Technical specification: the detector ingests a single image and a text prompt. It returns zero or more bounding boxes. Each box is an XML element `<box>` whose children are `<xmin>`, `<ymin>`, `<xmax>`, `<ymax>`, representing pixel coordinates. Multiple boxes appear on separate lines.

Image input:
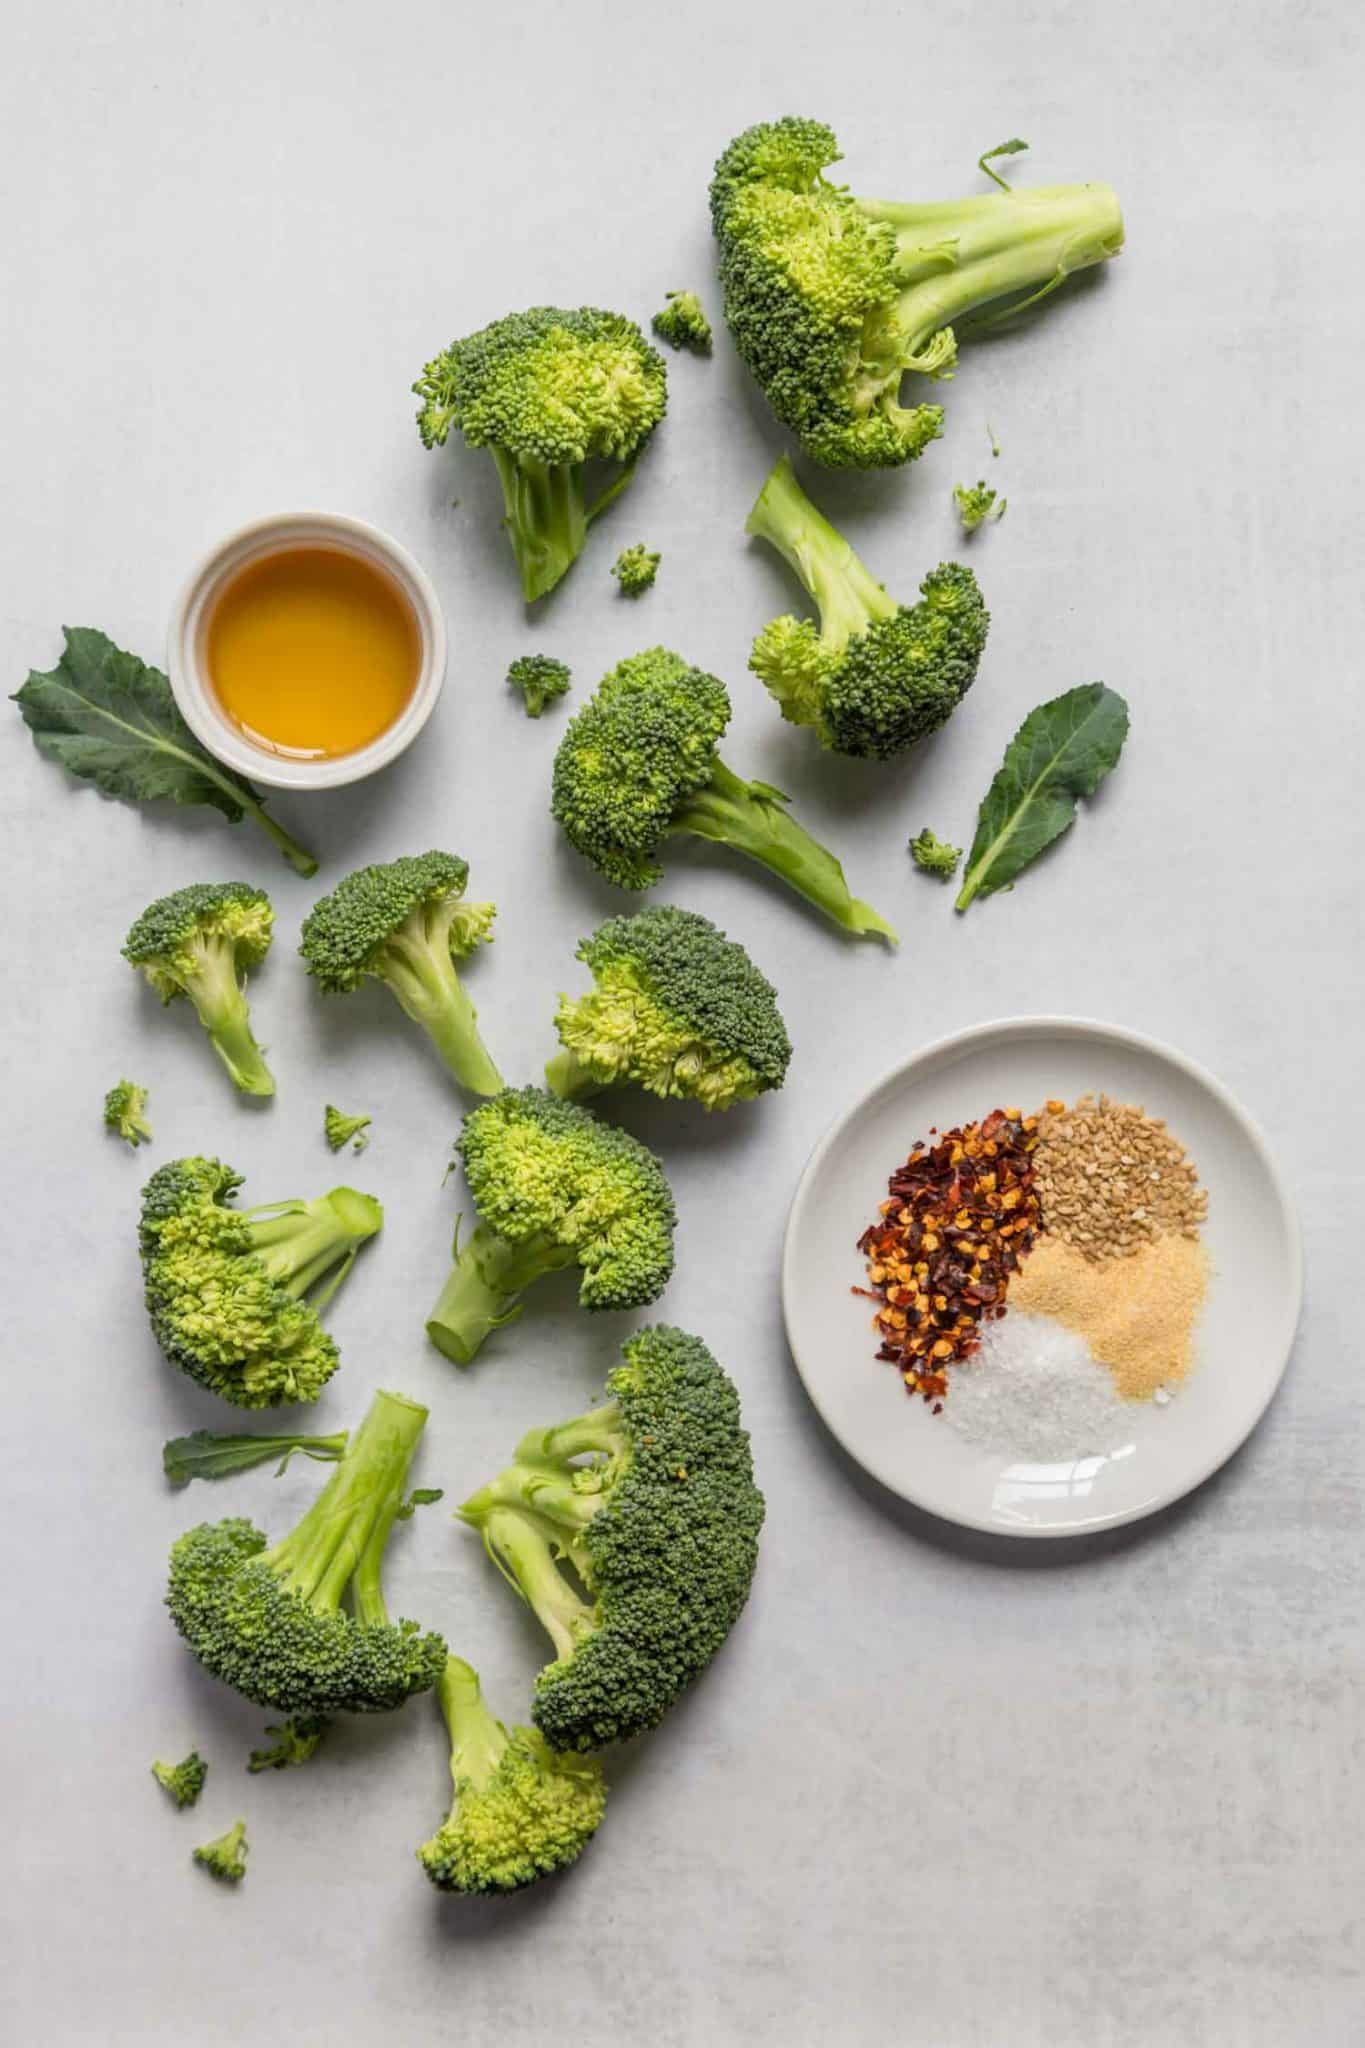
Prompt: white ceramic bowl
<box><xmin>167</xmin><ymin>510</ymin><xmax>447</xmax><ymax>791</ymax></box>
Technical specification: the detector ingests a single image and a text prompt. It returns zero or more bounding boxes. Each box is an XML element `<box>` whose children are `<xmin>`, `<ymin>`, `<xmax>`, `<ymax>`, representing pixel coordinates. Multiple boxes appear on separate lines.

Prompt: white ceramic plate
<box><xmin>782</xmin><ymin>1016</ymin><xmax>1301</xmax><ymax>1537</ymax></box>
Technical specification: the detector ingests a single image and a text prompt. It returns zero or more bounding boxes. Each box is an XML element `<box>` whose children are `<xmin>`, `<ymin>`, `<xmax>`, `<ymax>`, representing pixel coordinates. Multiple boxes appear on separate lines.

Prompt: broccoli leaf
<box><xmin>956</xmin><ymin>684</ymin><xmax>1129</xmax><ymax>911</ymax></box>
<box><xmin>395</xmin><ymin>1486</ymin><xmax>445</xmax><ymax>1520</ymax></box>
<box><xmin>978</xmin><ymin>138</ymin><xmax>1030</xmax><ymax>190</ymax></box>
<box><xmin>163</xmin><ymin>1429</ymin><xmax>350</xmax><ymax>1488</ymax></box>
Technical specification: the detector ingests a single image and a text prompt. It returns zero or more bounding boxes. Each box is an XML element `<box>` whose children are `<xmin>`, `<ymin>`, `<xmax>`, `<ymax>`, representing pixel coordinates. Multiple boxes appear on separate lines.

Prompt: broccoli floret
<box><xmin>105</xmin><ymin>1078</ymin><xmax>152</xmax><ymax>1149</ymax></box>
<box><xmin>459</xmin><ymin>1325</ymin><xmax>765</xmax><ymax>1751</ymax></box>
<box><xmin>747</xmin><ymin>456</ymin><xmax>988</xmax><ymax>759</ymax></box>
<box><xmin>909</xmin><ymin>827</ymin><xmax>962</xmax><ymax>878</ymax></box>
<box><xmin>710</xmin><ymin>117</ymin><xmax>1123</xmax><ymax>468</ymax></box>
<box><xmin>167</xmin><ymin>1388</ymin><xmax>447</xmax><ymax>1715</ymax></box>
<box><xmin>651</xmin><ymin>289</ymin><xmax>713</xmax><ymax>354</ymax></box>
<box><xmin>193</xmin><ymin>1820</ymin><xmax>248</xmax><ymax>1883</ymax></box>
<box><xmin>418</xmin><ymin>1658</ymin><xmax>607</xmax><ymax>1893</ymax></box>
<box><xmin>545</xmin><ymin>906</ymin><xmax>791</xmax><ymax>1110</ymax></box>
<box><xmin>123</xmin><ymin>883</ymin><xmax>275</xmax><ymax>1097</ymax></box>
<box><xmin>248</xmin><ymin>1714</ymin><xmax>329</xmax><ymax>1772</ymax></box>
<box><xmin>611</xmin><ymin>544</ymin><xmax>660</xmax><ymax>597</ymax></box>
<box><xmin>426</xmin><ymin>1087</ymin><xmax>676</xmax><ymax>1364</ymax></box>
<box><xmin>954</xmin><ymin>480</ymin><xmax>1006</xmax><ymax>531</ymax></box>
<box><xmin>414</xmin><ymin>307</ymin><xmax>668</xmax><ymax>601</ymax></box>
<box><xmin>324</xmin><ymin>1105</ymin><xmax>371</xmax><ymax>1154</ymax></box>
<box><xmin>300</xmin><ymin>853</ymin><xmax>502</xmax><ymax>1096</ymax></box>
<box><xmin>507</xmin><ymin>654</ymin><xmax>571</xmax><ymax>718</ymax></box>
<box><xmin>152</xmin><ymin>1751</ymin><xmax>207</xmax><ymax>1808</ymax></box>
<box><xmin>140</xmin><ymin>1156</ymin><xmax>383</xmax><ymax>1408</ymax></box>
<box><xmin>550</xmin><ymin>646</ymin><xmax>897</xmax><ymax>942</ymax></box>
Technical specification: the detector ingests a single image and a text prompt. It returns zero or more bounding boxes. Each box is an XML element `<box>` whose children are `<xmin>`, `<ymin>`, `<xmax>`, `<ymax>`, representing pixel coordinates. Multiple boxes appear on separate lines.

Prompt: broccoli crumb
<box><xmin>651</xmin><ymin>290</ymin><xmax>712</xmax><ymax>355</ymax></box>
<box><xmin>193</xmin><ymin>1819</ymin><xmax>249</xmax><ymax>1883</ymax></box>
<box><xmin>324</xmin><ymin>1105</ymin><xmax>371</xmax><ymax>1153</ymax></box>
<box><xmin>152</xmin><ymin>1751</ymin><xmax>207</xmax><ymax>1808</ymax></box>
<box><xmin>909</xmin><ymin>828</ymin><xmax>962</xmax><ymax>880</ymax></box>
<box><xmin>611</xmin><ymin>545</ymin><xmax>660</xmax><ymax>597</ymax></box>
<box><xmin>507</xmin><ymin>654</ymin><xmax>571</xmax><ymax>718</ymax></box>
<box><xmin>105</xmin><ymin>1079</ymin><xmax>152</xmax><ymax>1149</ymax></box>
<box><xmin>248</xmin><ymin>1714</ymin><xmax>330</xmax><ymax>1772</ymax></box>
<box><xmin>953</xmin><ymin>481</ymin><xmax>1006</xmax><ymax>533</ymax></box>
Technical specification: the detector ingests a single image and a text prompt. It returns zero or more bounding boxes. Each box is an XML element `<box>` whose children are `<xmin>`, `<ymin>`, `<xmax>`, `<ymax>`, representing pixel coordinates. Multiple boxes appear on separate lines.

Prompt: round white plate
<box><xmin>782</xmin><ymin>1016</ymin><xmax>1301</xmax><ymax>1537</ymax></box>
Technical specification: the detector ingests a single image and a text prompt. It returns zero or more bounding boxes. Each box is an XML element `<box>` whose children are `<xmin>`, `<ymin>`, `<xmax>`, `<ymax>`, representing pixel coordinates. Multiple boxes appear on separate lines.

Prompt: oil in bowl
<box><xmin>205</xmin><ymin>544</ymin><xmax>422</xmax><ymax>760</ymax></box>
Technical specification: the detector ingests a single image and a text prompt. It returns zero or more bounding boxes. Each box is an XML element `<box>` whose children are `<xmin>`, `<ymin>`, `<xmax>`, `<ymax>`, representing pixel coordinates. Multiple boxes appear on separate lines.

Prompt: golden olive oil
<box><xmin>206</xmin><ymin>545</ymin><xmax>421</xmax><ymax>758</ymax></box>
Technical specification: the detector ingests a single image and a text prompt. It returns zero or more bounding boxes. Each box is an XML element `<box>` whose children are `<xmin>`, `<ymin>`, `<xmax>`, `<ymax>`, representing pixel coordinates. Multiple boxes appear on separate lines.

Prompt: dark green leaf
<box><xmin>395</xmin><ymin>1486</ymin><xmax>445</xmax><ymax>1520</ymax></box>
<box><xmin>978</xmin><ymin>138</ymin><xmax>1030</xmax><ymax>190</ymax></box>
<box><xmin>162</xmin><ymin>1429</ymin><xmax>349</xmax><ymax>1487</ymax></box>
<box><xmin>956</xmin><ymin>684</ymin><xmax>1129</xmax><ymax>911</ymax></box>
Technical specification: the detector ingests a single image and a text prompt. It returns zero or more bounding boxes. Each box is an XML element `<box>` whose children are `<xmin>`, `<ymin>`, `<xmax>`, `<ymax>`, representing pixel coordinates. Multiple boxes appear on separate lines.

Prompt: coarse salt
<box><xmin>942</xmin><ymin>1313</ymin><xmax>1135</xmax><ymax>1463</ymax></box>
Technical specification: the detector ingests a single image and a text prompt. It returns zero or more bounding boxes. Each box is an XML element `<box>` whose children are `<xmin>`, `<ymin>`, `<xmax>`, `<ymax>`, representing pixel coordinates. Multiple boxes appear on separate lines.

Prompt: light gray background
<box><xmin>2</xmin><ymin>3</ymin><xmax>1361</xmax><ymax>2043</ymax></box>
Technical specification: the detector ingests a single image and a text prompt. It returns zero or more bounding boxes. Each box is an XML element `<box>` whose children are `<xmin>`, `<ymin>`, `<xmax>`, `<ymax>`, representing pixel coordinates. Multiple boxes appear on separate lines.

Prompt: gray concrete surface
<box><xmin>2</xmin><ymin>3</ymin><xmax>1361</xmax><ymax>2042</ymax></box>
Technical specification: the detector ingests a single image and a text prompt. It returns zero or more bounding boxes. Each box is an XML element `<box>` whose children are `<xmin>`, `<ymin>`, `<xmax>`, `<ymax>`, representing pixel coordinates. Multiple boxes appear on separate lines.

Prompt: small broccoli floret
<box><xmin>711</xmin><ymin>117</ymin><xmax>1123</xmax><ymax>468</ymax></box>
<box><xmin>140</xmin><ymin>1156</ymin><xmax>383</xmax><ymax>1408</ymax></box>
<box><xmin>300</xmin><ymin>853</ymin><xmax>502</xmax><ymax>1097</ymax></box>
<box><xmin>167</xmin><ymin>1388</ymin><xmax>448</xmax><ymax>1716</ymax></box>
<box><xmin>551</xmin><ymin>647</ymin><xmax>896</xmax><ymax>942</ymax></box>
<box><xmin>611</xmin><ymin>545</ymin><xmax>660</xmax><ymax>597</ymax></box>
<box><xmin>248</xmin><ymin>1713</ymin><xmax>330</xmax><ymax>1771</ymax></box>
<box><xmin>909</xmin><ymin>827</ymin><xmax>963</xmax><ymax>878</ymax></box>
<box><xmin>152</xmin><ymin>1751</ymin><xmax>207</xmax><ymax>1808</ymax></box>
<box><xmin>324</xmin><ymin>1105</ymin><xmax>371</xmax><ymax>1154</ymax></box>
<box><xmin>651</xmin><ymin>289</ymin><xmax>713</xmax><ymax>354</ymax></box>
<box><xmin>414</xmin><ymin>307</ymin><xmax>668</xmax><ymax>601</ymax></box>
<box><xmin>426</xmin><ymin>1087</ymin><xmax>676</xmax><ymax>1364</ymax></box>
<box><xmin>459</xmin><ymin>1325</ymin><xmax>764</xmax><ymax>1751</ymax></box>
<box><xmin>417</xmin><ymin>1658</ymin><xmax>607</xmax><ymax>1893</ymax></box>
<box><xmin>105</xmin><ymin>1078</ymin><xmax>152</xmax><ymax>1149</ymax></box>
<box><xmin>545</xmin><ymin>906</ymin><xmax>791</xmax><ymax>1110</ymax></box>
<box><xmin>193</xmin><ymin>1819</ymin><xmax>248</xmax><ymax>1883</ymax></box>
<box><xmin>747</xmin><ymin>456</ymin><xmax>988</xmax><ymax>759</ymax></box>
<box><xmin>123</xmin><ymin>883</ymin><xmax>275</xmax><ymax>1097</ymax></box>
<box><xmin>954</xmin><ymin>480</ymin><xmax>1006</xmax><ymax>532</ymax></box>
<box><xmin>507</xmin><ymin>654</ymin><xmax>571</xmax><ymax>718</ymax></box>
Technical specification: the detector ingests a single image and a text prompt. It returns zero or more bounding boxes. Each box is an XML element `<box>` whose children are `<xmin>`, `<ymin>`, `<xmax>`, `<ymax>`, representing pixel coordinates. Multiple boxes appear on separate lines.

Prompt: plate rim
<box><xmin>781</xmin><ymin>1012</ymin><xmax>1304</xmax><ymax>1538</ymax></box>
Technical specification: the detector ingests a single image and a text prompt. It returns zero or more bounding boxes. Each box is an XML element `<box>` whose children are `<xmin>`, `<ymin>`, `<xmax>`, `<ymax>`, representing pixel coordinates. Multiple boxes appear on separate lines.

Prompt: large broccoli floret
<box><xmin>139</xmin><ymin>1156</ymin><xmax>382</xmax><ymax>1408</ymax></box>
<box><xmin>417</xmin><ymin>1657</ymin><xmax>607</xmax><ymax>1894</ymax></box>
<box><xmin>426</xmin><ymin>1087</ymin><xmax>676</xmax><ymax>1364</ymax></box>
<box><xmin>550</xmin><ymin>647</ymin><xmax>896</xmax><ymax>943</ymax></box>
<box><xmin>414</xmin><ymin>307</ymin><xmax>668</xmax><ymax>601</ymax></box>
<box><xmin>123</xmin><ymin>883</ymin><xmax>275</xmax><ymax>1096</ymax></box>
<box><xmin>166</xmin><ymin>1388</ymin><xmax>448</xmax><ymax>1716</ymax></box>
<box><xmin>747</xmin><ymin>456</ymin><xmax>989</xmax><ymax>758</ymax></box>
<box><xmin>459</xmin><ymin>1325</ymin><xmax>765</xmax><ymax>1751</ymax></box>
<box><xmin>710</xmin><ymin>117</ymin><xmax>1123</xmax><ymax>468</ymax></box>
<box><xmin>545</xmin><ymin>906</ymin><xmax>791</xmax><ymax>1110</ymax></box>
<box><xmin>299</xmin><ymin>852</ymin><xmax>503</xmax><ymax>1097</ymax></box>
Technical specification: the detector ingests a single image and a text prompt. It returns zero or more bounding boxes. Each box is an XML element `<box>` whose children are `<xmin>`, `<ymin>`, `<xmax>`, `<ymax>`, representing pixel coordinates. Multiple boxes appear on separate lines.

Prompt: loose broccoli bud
<box><xmin>611</xmin><ymin>544</ymin><xmax>660</xmax><ymax>597</ymax></box>
<box><xmin>426</xmin><ymin>1087</ymin><xmax>676</xmax><ymax>1364</ymax></box>
<box><xmin>417</xmin><ymin>1658</ymin><xmax>607</xmax><ymax>1893</ymax></box>
<box><xmin>459</xmin><ymin>1325</ymin><xmax>764</xmax><ymax>1751</ymax></box>
<box><xmin>954</xmin><ymin>480</ymin><xmax>1006</xmax><ymax>531</ymax></box>
<box><xmin>324</xmin><ymin>1105</ymin><xmax>371</xmax><ymax>1153</ymax></box>
<box><xmin>651</xmin><ymin>289</ymin><xmax>713</xmax><ymax>354</ymax></box>
<box><xmin>414</xmin><ymin>307</ymin><xmax>668</xmax><ymax>601</ymax></box>
<box><xmin>545</xmin><ymin>906</ymin><xmax>791</xmax><ymax>1110</ymax></box>
<box><xmin>507</xmin><ymin>654</ymin><xmax>571</xmax><ymax>718</ymax></box>
<box><xmin>248</xmin><ymin>1714</ymin><xmax>329</xmax><ymax>1772</ymax></box>
<box><xmin>123</xmin><ymin>883</ymin><xmax>275</xmax><ymax>1097</ymax></box>
<box><xmin>166</xmin><ymin>1388</ymin><xmax>448</xmax><ymax>1716</ymax></box>
<box><xmin>909</xmin><ymin>827</ymin><xmax>963</xmax><ymax>878</ymax></box>
<box><xmin>711</xmin><ymin>117</ymin><xmax>1123</xmax><ymax>468</ymax></box>
<box><xmin>300</xmin><ymin>853</ymin><xmax>503</xmax><ymax>1097</ymax></box>
<box><xmin>105</xmin><ymin>1078</ymin><xmax>152</xmax><ymax>1149</ymax></box>
<box><xmin>140</xmin><ymin>1156</ymin><xmax>383</xmax><ymax>1408</ymax></box>
<box><xmin>193</xmin><ymin>1820</ymin><xmax>248</xmax><ymax>1883</ymax></box>
<box><xmin>550</xmin><ymin>646</ymin><xmax>897</xmax><ymax>942</ymax></box>
<box><xmin>152</xmin><ymin>1751</ymin><xmax>207</xmax><ymax>1808</ymax></box>
<box><xmin>747</xmin><ymin>456</ymin><xmax>989</xmax><ymax>759</ymax></box>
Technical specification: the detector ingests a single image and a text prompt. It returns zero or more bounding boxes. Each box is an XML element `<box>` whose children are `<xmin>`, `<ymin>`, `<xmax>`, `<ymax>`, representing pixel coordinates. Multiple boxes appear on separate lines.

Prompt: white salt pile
<box><xmin>944</xmin><ymin>1313</ymin><xmax>1134</xmax><ymax>1463</ymax></box>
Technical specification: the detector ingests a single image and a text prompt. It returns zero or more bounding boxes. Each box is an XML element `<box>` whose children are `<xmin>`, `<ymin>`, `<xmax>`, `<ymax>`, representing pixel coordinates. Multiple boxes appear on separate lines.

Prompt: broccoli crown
<box><xmin>909</xmin><ymin>827</ymin><xmax>963</xmax><ymax>878</ymax></box>
<box><xmin>413</xmin><ymin>306</ymin><xmax>667</xmax><ymax>465</ymax></box>
<box><xmin>553</xmin><ymin>906</ymin><xmax>791</xmax><ymax>1108</ymax></box>
<box><xmin>151</xmin><ymin>1751</ymin><xmax>207</xmax><ymax>1807</ymax></box>
<box><xmin>247</xmin><ymin>1713</ymin><xmax>330</xmax><ymax>1771</ymax></box>
<box><xmin>611</xmin><ymin>544</ymin><xmax>660</xmax><ymax>596</ymax></box>
<box><xmin>299</xmin><ymin>852</ymin><xmax>489</xmax><ymax>991</ymax></box>
<box><xmin>507</xmin><ymin>654</ymin><xmax>572</xmax><ymax>719</ymax></box>
<box><xmin>651</xmin><ymin>289</ymin><xmax>713</xmax><ymax>354</ymax></box>
<box><xmin>193</xmin><ymin>1820</ymin><xmax>249</xmax><ymax>1883</ymax></box>
<box><xmin>551</xmin><ymin>648</ymin><xmax>730</xmax><ymax>888</ymax></box>
<box><xmin>458</xmin><ymin>1087</ymin><xmax>675</xmax><ymax>1311</ymax></box>
<box><xmin>122</xmin><ymin>881</ymin><xmax>274</xmax><ymax>993</ymax></box>
<box><xmin>324</xmin><ymin>1105</ymin><xmax>371</xmax><ymax>1153</ymax></box>
<box><xmin>954</xmin><ymin>479</ymin><xmax>1006</xmax><ymax>532</ymax></box>
<box><xmin>105</xmin><ymin>1078</ymin><xmax>152</xmax><ymax>1148</ymax></box>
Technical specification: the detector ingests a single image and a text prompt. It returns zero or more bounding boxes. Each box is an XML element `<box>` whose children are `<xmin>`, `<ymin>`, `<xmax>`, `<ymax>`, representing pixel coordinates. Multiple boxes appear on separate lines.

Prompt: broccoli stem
<box><xmin>543</xmin><ymin>1047</ymin><xmax>602</xmax><ymax>1101</ymax></box>
<box><xmin>437</xmin><ymin>1657</ymin><xmax>506</xmax><ymax>1790</ymax></box>
<box><xmin>671</xmin><ymin>759</ymin><xmax>898</xmax><ymax>945</ymax></box>
<box><xmin>376</xmin><ymin>921</ymin><xmax>503</xmax><ymax>1097</ymax></box>
<box><xmin>491</xmin><ymin>450</ymin><xmax>589</xmax><ymax>603</ymax></box>
<box><xmin>183</xmin><ymin>943</ymin><xmax>274</xmax><ymax>1096</ymax></box>
<box><xmin>244</xmin><ymin>1188</ymin><xmax>383</xmax><ymax>1304</ymax></box>
<box><xmin>425</xmin><ymin>1221</ymin><xmax>575</xmax><ymax>1364</ymax></box>
<box><xmin>264</xmin><ymin>1389</ymin><xmax>428</xmax><ymax>1613</ymax></box>
<box><xmin>240</xmin><ymin>797</ymin><xmax>319</xmax><ymax>879</ymax></box>
<box><xmin>473</xmin><ymin>1506</ymin><xmax>594</xmax><ymax>1662</ymax></box>
<box><xmin>746</xmin><ymin>455</ymin><xmax>896</xmax><ymax>651</ymax></box>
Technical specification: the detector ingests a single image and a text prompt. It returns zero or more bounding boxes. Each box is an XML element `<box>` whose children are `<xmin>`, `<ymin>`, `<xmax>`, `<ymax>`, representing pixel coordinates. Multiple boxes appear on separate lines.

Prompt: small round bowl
<box><xmin>167</xmin><ymin>510</ymin><xmax>447</xmax><ymax>791</ymax></box>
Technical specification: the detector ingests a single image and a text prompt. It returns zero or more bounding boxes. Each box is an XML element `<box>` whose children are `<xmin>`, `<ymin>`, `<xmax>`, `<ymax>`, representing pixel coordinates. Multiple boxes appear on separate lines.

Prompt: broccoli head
<box><xmin>139</xmin><ymin>1155</ymin><xmax>383</xmax><ymax>1408</ymax></box>
<box><xmin>747</xmin><ymin>455</ymin><xmax>988</xmax><ymax>759</ymax></box>
<box><xmin>507</xmin><ymin>654</ymin><xmax>571</xmax><ymax>718</ymax></box>
<box><xmin>545</xmin><ymin>906</ymin><xmax>791</xmax><ymax>1110</ymax></box>
<box><xmin>414</xmin><ymin>306</ymin><xmax>668</xmax><ymax>601</ymax></box>
<box><xmin>324</xmin><ymin>1105</ymin><xmax>371</xmax><ymax>1154</ymax></box>
<box><xmin>151</xmin><ymin>1751</ymin><xmax>207</xmax><ymax>1808</ymax></box>
<box><xmin>193</xmin><ymin>1820</ymin><xmax>249</xmax><ymax>1883</ymax></box>
<box><xmin>611</xmin><ymin>544</ymin><xmax>660</xmax><ymax>596</ymax></box>
<box><xmin>166</xmin><ymin>1389</ymin><xmax>448</xmax><ymax>1716</ymax></box>
<box><xmin>459</xmin><ymin>1325</ymin><xmax>765</xmax><ymax>1751</ymax></box>
<box><xmin>300</xmin><ymin>852</ymin><xmax>503</xmax><ymax>1097</ymax></box>
<box><xmin>710</xmin><ymin>116</ymin><xmax>1123</xmax><ymax>468</ymax></box>
<box><xmin>909</xmin><ymin>827</ymin><xmax>962</xmax><ymax>878</ymax></box>
<box><xmin>105</xmin><ymin>1078</ymin><xmax>152</xmax><ymax>1149</ymax></box>
<box><xmin>426</xmin><ymin>1086</ymin><xmax>676</xmax><ymax>1364</ymax></box>
<box><xmin>651</xmin><ymin>289</ymin><xmax>713</xmax><ymax>355</ymax></box>
<box><xmin>954</xmin><ymin>480</ymin><xmax>1006</xmax><ymax>531</ymax></box>
<box><xmin>123</xmin><ymin>882</ymin><xmax>275</xmax><ymax>1097</ymax></box>
<box><xmin>248</xmin><ymin>1713</ymin><xmax>330</xmax><ymax>1771</ymax></box>
<box><xmin>418</xmin><ymin>1658</ymin><xmax>607</xmax><ymax>1894</ymax></box>
<box><xmin>550</xmin><ymin>647</ymin><xmax>896</xmax><ymax>942</ymax></box>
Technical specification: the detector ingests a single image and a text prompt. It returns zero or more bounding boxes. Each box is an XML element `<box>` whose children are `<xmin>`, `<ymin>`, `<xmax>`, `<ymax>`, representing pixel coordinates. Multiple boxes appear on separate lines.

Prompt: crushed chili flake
<box><xmin>856</xmin><ymin>1108</ymin><xmax>1043</xmax><ymax>1402</ymax></box>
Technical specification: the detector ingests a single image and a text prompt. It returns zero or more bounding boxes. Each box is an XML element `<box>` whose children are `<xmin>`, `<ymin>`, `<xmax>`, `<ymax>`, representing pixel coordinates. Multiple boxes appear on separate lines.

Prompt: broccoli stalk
<box><xmin>123</xmin><ymin>883</ymin><xmax>275</xmax><ymax>1097</ymax></box>
<box><xmin>426</xmin><ymin>1218</ymin><xmax>575</xmax><ymax>1364</ymax></box>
